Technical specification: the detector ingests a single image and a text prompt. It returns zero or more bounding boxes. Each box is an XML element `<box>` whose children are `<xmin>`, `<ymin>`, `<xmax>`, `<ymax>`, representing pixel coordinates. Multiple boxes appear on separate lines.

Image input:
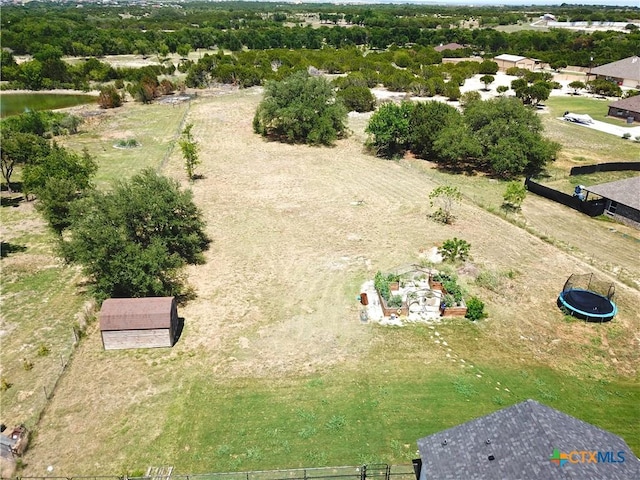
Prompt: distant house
<box><xmin>590</xmin><ymin>56</ymin><xmax>640</xmax><ymax>88</ymax></box>
<box><xmin>100</xmin><ymin>297</ymin><xmax>179</xmax><ymax>350</ymax></box>
<box><xmin>608</xmin><ymin>95</ymin><xmax>640</xmax><ymax>123</ymax></box>
<box><xmin>541</xmin><ymin>13</ymin><xmax>557</xmax><ymax>21</ymax></box>
<box><xmin>493</xmin><ymin>54</ymin><xmax>538</xmax><ymax>71</ymax></box>
<box><xmin>434</xmin><ymin>42</ymin><xmax>465</xmax><ymax>53</ymax></box>
<box><xmin>583</xmin><ymin>176</ymin><xmax>640</xmax><ymax>226</ymax></box>
<box><xmin>415</xmin><ymin>399</ymin><xmax>640</xmax><ymax>480</ymax></box>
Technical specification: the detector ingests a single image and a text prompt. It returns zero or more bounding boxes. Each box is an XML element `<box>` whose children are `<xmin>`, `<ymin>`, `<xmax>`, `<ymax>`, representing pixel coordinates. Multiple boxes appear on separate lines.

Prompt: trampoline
<box><xmin>557</xmin><ymin>273</ymin><xmax>617</xmax><ymax>322</ymax></box>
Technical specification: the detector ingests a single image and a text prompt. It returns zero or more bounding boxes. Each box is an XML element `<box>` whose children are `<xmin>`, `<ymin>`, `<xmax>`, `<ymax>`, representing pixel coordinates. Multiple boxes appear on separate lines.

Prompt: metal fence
<box><xmin>17</xmin><ymin>464</ymin><xmax>417</xmax><ymax>480</ymax></box>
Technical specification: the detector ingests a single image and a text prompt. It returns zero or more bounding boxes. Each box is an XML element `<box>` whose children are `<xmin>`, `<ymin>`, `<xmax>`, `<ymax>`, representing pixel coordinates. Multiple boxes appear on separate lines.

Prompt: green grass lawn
<box><xmin>110</xmin><ymin>325</ymin><xmax>640</xmax><ymax>474</ymax></box>
<box><xmin>545</xmin><ymin>96</ymin><xmax>634</xmax><ymax>127</ymax></box>
<box><xmin>63</xmin><ymin>101</ymin><xmax>189</xmax><ymax>187</ymax></box>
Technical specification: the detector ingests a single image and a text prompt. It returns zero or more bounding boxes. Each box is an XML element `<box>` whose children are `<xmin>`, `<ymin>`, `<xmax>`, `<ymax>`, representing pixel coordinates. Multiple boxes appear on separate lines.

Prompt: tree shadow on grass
<box><xmin>1</xmin><ymin>241</ymin><xmax>27</xmax><ymax>258</ymax></box>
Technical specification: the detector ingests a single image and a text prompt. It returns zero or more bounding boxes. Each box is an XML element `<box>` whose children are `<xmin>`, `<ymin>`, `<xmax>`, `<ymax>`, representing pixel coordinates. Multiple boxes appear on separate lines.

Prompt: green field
<box><xmin>2</xmin><ymin>91</ymin><xmax>638</xmax><ymax>476</ymax></box>
<box><xmin>112</xmin><ymin>325</ymin><xmax>640</xmax><ymax>473</ymax></box>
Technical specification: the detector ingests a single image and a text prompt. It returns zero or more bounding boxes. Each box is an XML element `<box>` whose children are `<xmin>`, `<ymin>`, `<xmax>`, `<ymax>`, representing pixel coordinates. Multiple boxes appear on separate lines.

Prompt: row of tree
<box><xmin>365</xmin><ymin>97</ymin><xmax>560</xmax><ymax>178</ymax></box>
<box><xmin>1</xmin><ymin>3</ymin><xmax>638</xmax><ymax>66</ymax></box>
<box><xmin>250</xmin><ymin>71</ymin><xmax>559</xmax><ymax>179</ymax></box>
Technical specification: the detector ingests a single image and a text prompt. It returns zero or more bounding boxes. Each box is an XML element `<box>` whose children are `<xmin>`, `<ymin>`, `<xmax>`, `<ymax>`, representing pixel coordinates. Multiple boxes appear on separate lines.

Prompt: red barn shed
<box><xmin>99</xmin><ymin>297</ymin><xmax>178</xmax><ymax>350</ymax></box>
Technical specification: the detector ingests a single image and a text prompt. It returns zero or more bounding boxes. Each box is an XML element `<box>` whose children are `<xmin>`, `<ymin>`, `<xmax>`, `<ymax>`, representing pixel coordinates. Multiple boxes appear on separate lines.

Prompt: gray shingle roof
<box><xmin>100</xmin><ymin>297</ymin><xmax>176</xmax><ymax>331</ymax></box>
<box><xmin>435</xmin><ymin>43</ymin><xmax>465</xmax><ymax>52</ymax></box>
<box><xmin>416</xmin><ymin>399</ymin><xmax>639</xmax><ymax>480</ymax></box>
<box><xmin>591</xmin><ymin>56</ymin><xmax>640</xmax><ymax>82</ymax></box>
<box><xmin>584</xmin><ymin>176</ymin><xmax>640</xmax><ymax>211</ymax></box>
<box><xmin>608</xmin><ymin>95</ymin><xmax>640</xmax><ymax>115</ymax></box>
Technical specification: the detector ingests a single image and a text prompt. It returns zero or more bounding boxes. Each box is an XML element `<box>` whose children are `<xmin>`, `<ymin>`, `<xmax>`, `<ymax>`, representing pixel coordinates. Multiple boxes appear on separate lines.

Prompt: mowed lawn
<box><xmin>5</xmin><ymin>90</ymin><xmax>639</xmax><ymax>475</ymax></box>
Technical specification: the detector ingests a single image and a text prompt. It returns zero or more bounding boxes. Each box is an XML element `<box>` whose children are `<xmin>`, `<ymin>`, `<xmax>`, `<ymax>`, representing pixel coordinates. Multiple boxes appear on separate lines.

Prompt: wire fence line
<box><xmin>17</xmin><ymin>463</ymin><xmax>418</xmax><ymax>480</ymax></box>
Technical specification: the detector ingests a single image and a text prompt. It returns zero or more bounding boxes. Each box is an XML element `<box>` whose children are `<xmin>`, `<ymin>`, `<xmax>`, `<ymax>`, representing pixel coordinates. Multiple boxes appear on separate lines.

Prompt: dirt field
<box><xmin>13</xmin><ymin>89</ymin><xmax>640</xmax><ymax>475</ymax></box>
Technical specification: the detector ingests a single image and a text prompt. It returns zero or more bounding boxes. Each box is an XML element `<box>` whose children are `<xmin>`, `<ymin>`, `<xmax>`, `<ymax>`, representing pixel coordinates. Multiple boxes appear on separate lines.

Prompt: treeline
<box><xmin>1</xmin><ymin>3</ymin><xmax>638</xmax><ymax>68</ymax></box>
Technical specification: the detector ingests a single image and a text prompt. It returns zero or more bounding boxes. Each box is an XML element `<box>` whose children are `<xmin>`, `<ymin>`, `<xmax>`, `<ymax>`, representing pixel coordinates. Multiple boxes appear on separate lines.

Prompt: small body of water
<box><xmin>0</xmin><ymin>93</ymin><xmax>96</xmax><ymax>117</ymax></box>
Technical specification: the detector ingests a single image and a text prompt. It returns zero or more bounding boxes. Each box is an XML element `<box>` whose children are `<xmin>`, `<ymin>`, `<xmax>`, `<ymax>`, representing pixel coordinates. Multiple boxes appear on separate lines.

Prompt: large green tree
<box><xmin>365</xmin><ymin>101</ymin><xmax>414</xmax><ymax>159</ymax></box>
<box><xmin>462</xmin><ymin>97</ymin><xmax>559</xmax><ymax>177</ymax></box>
<box><xmin>408</xmin><ymin>101</ymin><xmax>462</xmax><ymax>160</ymax></box>
<box><xmin>0</xmin><ymin>131</ymin><xmax>50</xmax><ymax>193</ymax></box>
<box><xmin>62</xmin><ymin>169</ymin><xmax>209</xmax><ymax>301</ymax></box>
<box><xmin>253</xmin><ymin>71</ymin><xmax>347</xmax><ymax>146</ymax></box>
<box><xmin>22</xmin><ymin>144</ymin><xmax>97</xmax><ymax>233</ymax></box>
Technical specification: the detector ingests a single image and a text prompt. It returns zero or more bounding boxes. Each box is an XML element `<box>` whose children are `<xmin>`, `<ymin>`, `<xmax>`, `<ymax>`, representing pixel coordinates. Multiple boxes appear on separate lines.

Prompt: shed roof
<box><xmin>591</xmin><ymin>56</ymin><xmax>640</xmax><ymax>82</ymax></box>
<box><xmin>494</xmin><ymin>54</ymin><xmax>528</xmax><ymax>63</ymax></box>
<box><xmin>584</xmin><ymin>176</ymin><xmax>640</xmax><ymax>211</ymax></box>
<box><xmin>608</xmin><ymin>95</ymin><xmax>640</xmax><ymax>114</ymax></box>
<box><xmin>416</xmin><ymin>399</ymin><xmax>639</xmax><ymax>480</ymax></box>
<box><xmin>434</xmin><ymin>42</ymin><xmax>465</xmax><ymax>52</ymax></box>
<box><xmin>100</xmin><ymin>297</ymin><xmax>175</xmax><ymax>331</ymax></box>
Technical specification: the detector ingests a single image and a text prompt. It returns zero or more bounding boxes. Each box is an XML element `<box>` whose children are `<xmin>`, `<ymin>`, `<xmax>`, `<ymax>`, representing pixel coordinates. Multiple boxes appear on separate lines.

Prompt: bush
<box><xmin>388</xmin><ymin>295</ymin><xmax>403</xmax><ymax>308</ymax></box>
<box><xmin>439</xmin><ymin>237</ymin><xmax>471</xmax><ymax>263</ymax></box>
<box><xmin>98</xmin><ymin>85</ymin><xmax>123</xmax><ymax>109</ymax></box>
<box><xmin>337</xmin><ymin>85</ymin><xmax>375</xmax><ymax>113</ymax></box>
<box><xmin>465</xmin><ymin>296</ymin><xmax>487</xmax><ymax>321</ymax></box>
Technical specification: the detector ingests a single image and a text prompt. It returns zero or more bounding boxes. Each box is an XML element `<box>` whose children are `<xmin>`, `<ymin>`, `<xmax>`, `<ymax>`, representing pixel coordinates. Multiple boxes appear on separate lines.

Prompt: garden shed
<box><xmin>100</xmin><ymin>297</ymin><xmax>179</xmax><ymax>350</ymax></box>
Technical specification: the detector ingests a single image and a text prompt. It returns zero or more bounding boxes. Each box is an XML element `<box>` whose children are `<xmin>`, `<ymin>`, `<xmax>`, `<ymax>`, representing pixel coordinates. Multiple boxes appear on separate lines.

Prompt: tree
<box><xmin>62</xmin><ymin>169</ymin><xmax>209</xmax><ymax>301</ymax></box>
<box><xmin>429</xmin><ymin>185</ymin><xmax>462</xmax><ymax>224</ymax></box>
<box><xmin>463</xmin><ymin>97</ymin><xmax>560</xmax><ymax>177</ymax></box>
<box><xmin>23</xmin><ymin>145</ymin><xmax>97</xmax><ymax>233</ymax></box>
<box><xmin>480</xmin><ymin>74</ymin><xmax>494</xmax><ymax>90</ymax></box>
<box><xmin>253</xmin><ymin>71</ymin><xmax>347</xmax><ymax>146</ymax></box>
<box><xmin>0</xmin><ymin>131</ymin><xmax>50</xmax><ymax>193</ymax></box>
<box><xmin>587</xmin><ymin>78</ymin><xmax>622</xmax><ymax>97</ymax></box>
<box><xmin>336</xmin><ymin>85</ymin><xmax>376</xmax><ymax>113</ymax></box>
<box><xmin>478</xmin><ymin>60</ymin><xmax>499</xmax><ymax>75</ymax></box>
<box><xmin>408</xmin><ymin>101</ymin><xmax>461</xmax><ymax>159</ymax></box>
<box><xmin>502</xmin><ymin>181</ymin><xmax>527</xmax><ymax>210</ymax></box>
<box><xmin>365</xmin><ymin>101</ymin><xmax>414</xmax><ymax>158</ymax></box>
<box><xmin>549</xmin><ymin>60</ymin><xmax>568</xmax><ymax>72</ymax></box>
<box><xmin>460</xmin><ymin>91</ymin><xmax>482</xmax><ymax>107</ymax></box>
<box><xmin>23</xmin><ymin>144</ymin><xmax>97</xmax><ymax>199</ymax></box>
<box><xmin>179</xmin><ymin>123</ymin><xmax>201</xmax><ymax>181</ymax></box>
<box><xmin>496</xmin><ymin>85</ymin><xmax>509</xmax><ymax>96</ymax></box>
<box><xmin>439</xmin><ymin>237</ymin><xmax>471</xmax><ymax>262</ymax></box>
<box><xmin>177</xmin><ymin>44</ymin><xmax>192</xmax><ymax>59</ymax></box>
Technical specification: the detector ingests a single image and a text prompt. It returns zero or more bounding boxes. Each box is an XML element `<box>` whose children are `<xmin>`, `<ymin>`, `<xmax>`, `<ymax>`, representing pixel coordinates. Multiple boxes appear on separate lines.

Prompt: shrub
<box><xmin>439</xmin><ymin>237</ymin><xmax>471</xmax><ymax>262</ymax></box>
<box><xmin>337</xmin><ymin>85</ymin><xmax>375</xmax><ymax>113</ymax></box>
<box><xmin>0</xmin><ymin>377</ymin><xmax>12</xmax><ymax>391</ymax></box>
<box><xmin>388</xmin><ymin>295</ymin><xmax>403</xmax><ymax>308</ymax></box>
<box><xmin>37</xmin><ymin>344</ymin><xmax>50</xmax><ymax>357</ymax></box>
<box><xmin>465</xmin><ymin>296</ymin><xmax>487</xmax><ymax>321</ymax></box>
<box><xmin>98</xmin><ymin>85</ymin><xmax>123</xmax><ymax>109</ymax></box>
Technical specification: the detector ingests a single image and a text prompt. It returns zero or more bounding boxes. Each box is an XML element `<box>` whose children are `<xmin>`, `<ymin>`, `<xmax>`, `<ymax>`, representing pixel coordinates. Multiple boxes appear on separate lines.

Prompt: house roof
<box><xmin>584</xmin><ymin>176</ymin><xmax>640</xmax><ymax>211</ymax></box>
<box><xmin>608</xmin><ymin>95</ymin><xmax>640</xmax><ymax>114</ymax></box>
<box><xmin>591</xmin><ymin>56</ymin><xmax>640</xmax><ymax>82</ymax></box>
<box><xmin>434</xmin><ymin>43</ymin><xmax>465</xmax><ymax>53</ymax></box>
<box><xmin>100</xmin><ymin>297</ymin><xmax>176</xmax><ymax>331</ymax></box>
<box><xmin>416</xmin><ymin>399</ymin><xmax>639</xmax><ymax>480</ymax></box>
<box><xmin>494</xmin><ymin>54</ymin><xmax>528</xmax><ymax>63</ymax></box>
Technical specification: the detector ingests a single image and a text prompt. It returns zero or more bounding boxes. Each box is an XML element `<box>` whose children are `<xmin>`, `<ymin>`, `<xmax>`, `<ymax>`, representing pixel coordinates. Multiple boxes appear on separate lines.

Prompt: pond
<box><xmin>0</xmin><ymin>93</ymin><xmax>97</xmax><ymax>117</ymax></box>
